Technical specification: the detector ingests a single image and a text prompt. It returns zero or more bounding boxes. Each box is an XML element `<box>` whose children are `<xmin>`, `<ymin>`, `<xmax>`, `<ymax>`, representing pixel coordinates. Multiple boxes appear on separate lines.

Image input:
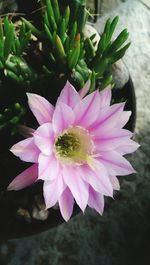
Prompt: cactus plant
<box><xmin>0</xmin><ymin>0</ymin><xmax>130</xmax><ymax>137</ymax></box>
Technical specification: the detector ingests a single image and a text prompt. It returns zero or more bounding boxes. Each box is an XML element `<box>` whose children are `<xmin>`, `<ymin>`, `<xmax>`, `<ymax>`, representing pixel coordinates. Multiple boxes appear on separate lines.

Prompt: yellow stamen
<box><xmin>54</xmin><ymin>126</ymin><xmax>94</xmax><ymax>165</ymax></box>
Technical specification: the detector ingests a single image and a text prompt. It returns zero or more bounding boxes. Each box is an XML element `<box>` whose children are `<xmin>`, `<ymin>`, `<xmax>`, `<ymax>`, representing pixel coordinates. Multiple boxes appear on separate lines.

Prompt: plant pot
<box><xmin>0</xmin><ymin>0</ymin><xmax>136</xmax><ymax>240</ymax></box>
<box><xmin>0</xmin><ymin>75</ymin><xmax>136</xmax><ymax>240</ymax></box>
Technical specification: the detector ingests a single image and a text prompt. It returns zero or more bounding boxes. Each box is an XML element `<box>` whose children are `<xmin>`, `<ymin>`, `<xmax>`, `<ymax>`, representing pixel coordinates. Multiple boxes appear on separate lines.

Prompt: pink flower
<box><xmin>8</xmin><ymin>82</ymin><xmax>139</xmax><ymax>221</ymax></box>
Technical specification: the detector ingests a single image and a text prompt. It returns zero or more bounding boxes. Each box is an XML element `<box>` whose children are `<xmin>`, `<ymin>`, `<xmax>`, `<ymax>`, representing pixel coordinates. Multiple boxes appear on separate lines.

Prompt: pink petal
<box><xmin>52</xmin><ymin>102</ymin><xmax>75</xmax><ymax>135</ymax></box>
<box><xmin>58</xmin><ymin>187</ymin><xmax>74</xmax><ymax>221</ymax></box>
<box><xmin>82</xmin><ymin>159</ymin><xmax>113</xmax><ymax>197</ymax></box>
<box><xmin>99</xmin><ymin>85</ymin><xmax>112</xmax><ymax>108</ymax></box>
<box><xmin>34</xmin><ymin>123</ymin><xmax>54</xmax><ymax>156</ymax></box>
<box><xmin>115</xmin><ymin>111</ymin><xmax>131</xmax><ymax>128</ymax></box>
<box><xmin>62</xmin><ymin>165</ymin><xmax>89</xmax><ymax>212</ymax></box>
<box><xmin>109</xmin><ymin>175</ymin><xmax>120</xmax><ymax>190</ymax></box>
<box><xmin>116</xmin><ymin>139</ymin><xmax>140</xmax><ymax>155</ymax></box>
<box><xmin>44</xmin><ymin>181</ymin><xmax>57</xmax><ymax>208</ymax></box>
<box><xmin>98</xmin><ymin>151</ymin><xmax>136</xmax><ymax>176</ymax></box>
<box><xmin>43</xmin><ymin>174</ymin><xmax>66</xmax><ymax>209</ymax></box>
<box><xmin>93</xmin><ymin>128</ymin><xmax>133</xmax><ymax>140</ymax></box>
<box><xmin>27</xmin><ymin>93</ymin><xmax>54</xmax><ymax>125</ymax></box>
<box><xmin>74</xmin><ymin>90</ymin><xmax>101</xmax><ymax>128</ymax></box>
<box><xmin>88</xmin><ymin>186</ymin><xmax>104</xmax><ymax>215</ymax></box>
<box><xmin>10</xmin><ymin>137</ymin><xmax>40</xmax><ymax>163</ymax></box>
<box><xmin>7</xmin><ymin>164</ymin><xmax>38</xmax><ymax>191</ymax></box>
<box><xmin>57</xmin><ymin>81</ymin><xmax>80</xmax><ymax>108</ymax></box>
<box><xmin>17</xmin><ymin>125</ymin><xmax>35</xmax><ymax>138</ymax></box>
<box><xmin>89</xmin><ymin>103</ymin><xmax>126</xmax><ymax>136</ymax></box>
<box><xmin>38</xmin><ymin>153</ymin><xmax>60</xmax><ymax>181</ymax></box>
<box><xmin>79</xmin><ymin>80</ymin><xmax>90</xmax><ymax>99</ymax></box>
<box><xmin>93</xmin><ymin>129</ymin><xmax>133</xmax><ymax>152</ymax></box>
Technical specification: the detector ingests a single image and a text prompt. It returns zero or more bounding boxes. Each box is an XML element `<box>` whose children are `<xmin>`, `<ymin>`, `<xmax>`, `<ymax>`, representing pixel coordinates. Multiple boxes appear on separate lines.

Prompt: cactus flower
<box><xmin>8</xmin><ymin>81</ymin><xmax>139</xmax><ymax>221</ymax></box>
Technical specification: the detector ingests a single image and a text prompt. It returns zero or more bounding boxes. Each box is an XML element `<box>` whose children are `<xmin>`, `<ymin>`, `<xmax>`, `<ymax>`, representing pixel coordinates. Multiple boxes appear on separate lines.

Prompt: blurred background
<box><xmin>0</xmin><ymin>0</ymin><xmax>150</xmax><ymax>264</ymax></box>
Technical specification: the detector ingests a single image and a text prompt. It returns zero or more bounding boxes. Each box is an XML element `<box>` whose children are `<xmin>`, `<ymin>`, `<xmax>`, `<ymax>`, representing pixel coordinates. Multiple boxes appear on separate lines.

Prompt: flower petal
<box><xmin>99</xmin><ymin>85</ymin><xmax>112</xmax><ymax>108</ymax></box>
<box><xmin>34</xmin><ymin>123</ymin><xmax>54</xmax><ymax>156</ymax></box>
<box><xmin>109</xmin><ymin>175</ymin><xmax>120</xmax><ymax>190</ymax></box>
<box><xmin>88</xmin><ymin>186</ymin><xmax>104</xmax><ymax>215</ymax></box>
<box><xmin>116</xmin><ymin>139</ymin><xmax>140</xmax><ymax>155</ymax></box>
<box><xmin>7</xmin><ymin>164</ymin><xmax>38</xmax><ymax>191</ymax></box>
<box><xmin>89</xmin><ymin>103</ymin><xmax>126</xmax><ymax>136</ymax></box>
<box><xmin>17</xmin><ymin>125</ymin><xmax>35</xmax><ymax>138</ymax></box>
<box><xmin>58</xmin><ymin>187</ymin><xmax>74</xmax><ymax>221</ymax></box>
<box><xmin>74</xmin><ymin>90</ymin><xmax>101</xmax><ymax>128</ymax></box>
<box><xmin>115</xmin><ymin>111</ymin><xmax>131</xmax><ymax>128</ymax></box>
<box><xmin>93</xmin><ymin>128</ymin><xmax>133</xmax><ymax>152</ymax></box>
<box><xmin>93</xmin><ymin>128</ymin><xmax>133</xmax><ymax>140</ymax></box>
<box><xmin>57</xmin><ymin>81</ymin><xmax>80</xmax><ymax>108</ymax></box>
<box><xmin>83</xmin><ymin>158</ymin><xmax>113</xmax><ymax>197</ymax></box>
<box><xmin>63</xmin><ymin>165</ymin><xmax>89</xmax><ymax>212</ymax></box>
<box><xmin>38</xmin><ymin>153</ymin><xmax>60</xmax><ymax>181</ymax></box>
<box><xmin>43</xmin><ymin>174</ymin><xmax>66</xmax><ymax>209</ymax></box>
<box><xmin>52</xmin><ymin>102</ymin><xmax>75</xmax><ymax>135</ymax></box>
<box><xmin>43</xmin><ymin>181</ymin><xmax>57</xmax><ymax>208</ymax></box>
<box><xmin>10</xmin><ymin>137</ymin><xmax>40</xmax><ymax>163</ymax></box>
<box><xmin>27</xmin><ymin>93</ymin><xmax>54</xmax><ymax>125</ymax></box>
<box><xmin>98</xmin><ymin>151</ymin><xmax>136</xmax><ymax>176</ymax></box>
<box><xmin>78</xmin><ymin>80</ymin><xmax>90</xmax><ymax>99</ymax></box>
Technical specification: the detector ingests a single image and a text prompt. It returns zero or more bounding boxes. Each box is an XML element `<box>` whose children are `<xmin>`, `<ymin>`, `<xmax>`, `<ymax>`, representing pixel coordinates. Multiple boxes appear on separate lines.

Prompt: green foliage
<box><xmin>22</xmin><ymin>0</ymin><xmax>91</xmax><ymax>87</ymax></box>
<box><xmin>0</xmin><ymin>17</ymin><xmax>37</xmax><ymax>87</ymax></box>
<box><xmin>68</xmin><ymin>0</ymin><xmax>87</xmax><ymax>33</ymax></box>
<box><xmin>91</xmin><ymin>16</ymin><xmax>130</xmax><ymax>82</ymax></box>
<box><xmin>19</xmin><ymin>1</ymin><xmax>130</xmax><ymax>89</ymax></box>
<box><xmin>0</xmin><ymin>103</ymin><xmax>25</xmax><ymax>135</ymax></box>
<box><xmin>0</xmin><ymin>1</ymin><xmax>131</xmax><ymax>135</ymax></box>
<box><xmin>43</xmin><ymin>1</ymin><xmax>83</xmax><ymax>68</ymax></box>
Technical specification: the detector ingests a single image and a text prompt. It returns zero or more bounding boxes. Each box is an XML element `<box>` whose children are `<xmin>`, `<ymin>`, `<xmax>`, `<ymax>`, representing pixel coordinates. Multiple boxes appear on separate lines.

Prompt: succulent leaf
<box><xmin>55</xmin><ymin>34</ymin><xmax>66</xmax><ymax>62</ymax></box>
<box><xmin>51</xmin><ymin>0</ymin><xmax>60</xmax><ymax>24</ymax></box>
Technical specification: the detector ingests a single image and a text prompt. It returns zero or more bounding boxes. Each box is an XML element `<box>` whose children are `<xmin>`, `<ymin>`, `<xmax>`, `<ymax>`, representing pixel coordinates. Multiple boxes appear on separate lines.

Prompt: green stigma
<box><xmin>54</xmin><ymin>127</ymin><xmax>94</xmax><ymax>165</ymax></box>
<box><xmin>55</xmin><ymin>132</ymin><xmax>80</xmax><ymax>158</ymax></box>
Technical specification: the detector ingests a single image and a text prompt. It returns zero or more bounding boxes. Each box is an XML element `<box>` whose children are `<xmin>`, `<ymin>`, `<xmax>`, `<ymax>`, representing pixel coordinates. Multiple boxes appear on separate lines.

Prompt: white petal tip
<box><xmin>98</xmin><ymin>210</ymin><xmax>104</xmax><ymax>216</ymax></box>
<box><xmin>132</xmin><ymin>170</ymin><xmax>137</xmax><ymax>174</ymax></box>
<box><xmin>63</xmin><ymin>217</ymin><xmax>70</xmax><ymax>222</ymax></box>
<box><xmin>7</xmin><ymin>185</ymin><xmax>13</xmax><ymax>191</ymax></box>
<box><xmin>7</xmin><ymin>182</ymin><xmax>18</xmax><ymax>191</ymax></box>
<box><xmin>9</xmin><ymin>148</ymin><xmax>13</xmax><ymax>153</ymax></box>
<box><xmin>26</xmin><ymin>93</ymin><xmax>33</xmax><ymax>102</ymax></box>
<box><xmin>80</xmin><ymin>205</ymin><xmax>87</xmax><ymax>213</ymax></box>
<box><xmin>26</xmin><ymin>92</ymin><xmax>32</xmax><ymax>98</ymax></box>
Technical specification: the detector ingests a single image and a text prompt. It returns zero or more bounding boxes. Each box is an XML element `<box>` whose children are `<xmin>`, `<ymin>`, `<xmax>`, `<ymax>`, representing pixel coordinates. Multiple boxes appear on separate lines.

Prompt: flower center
<box><xmin>55</xmin><ymin>127</ymin><xmax>94</xmax><ymax>164</ymax></box>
